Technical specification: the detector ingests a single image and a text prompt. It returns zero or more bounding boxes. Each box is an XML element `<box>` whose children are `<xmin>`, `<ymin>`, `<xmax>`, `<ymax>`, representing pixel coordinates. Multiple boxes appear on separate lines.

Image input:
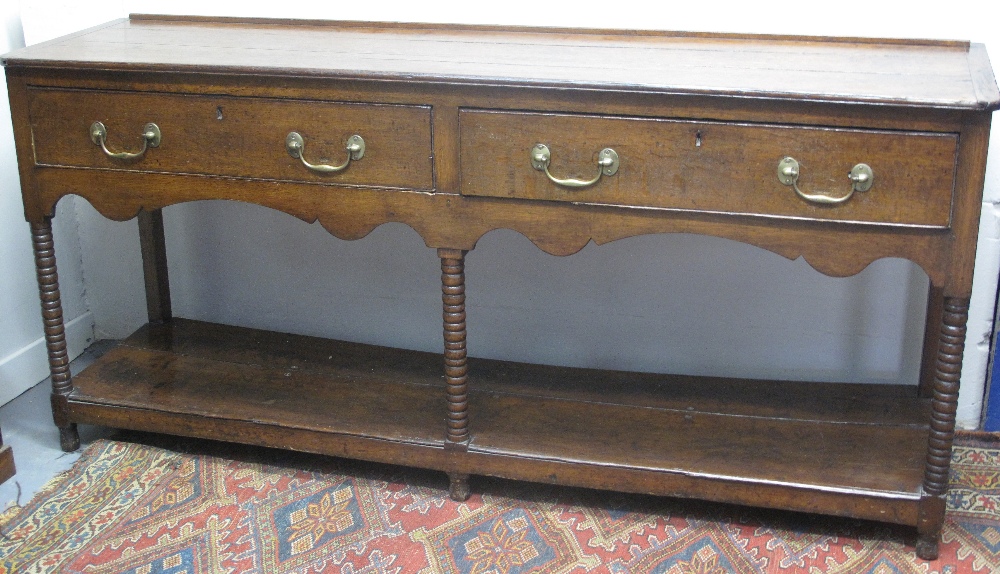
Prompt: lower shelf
<box><xmin>68</xmin><ymin>318</ymin><xmax>931</xmax><ymax>526</ymax></box>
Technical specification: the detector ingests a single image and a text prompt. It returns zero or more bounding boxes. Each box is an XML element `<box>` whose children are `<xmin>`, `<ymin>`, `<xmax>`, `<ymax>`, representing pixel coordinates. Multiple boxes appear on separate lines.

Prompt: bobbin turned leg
<box><xmin>917</xmin><ymin>296</ymin><xmax>968</xmax><ymax>560</ymax></box>
<box><xmin>440</xmin><ymin>248</ymin><xmax>471</xmax><ymax>501</ymax></box>
<box><xmin>31</xmin><ymin>219</ymin><xmax>79</xmax><ymax>452</ymax></box>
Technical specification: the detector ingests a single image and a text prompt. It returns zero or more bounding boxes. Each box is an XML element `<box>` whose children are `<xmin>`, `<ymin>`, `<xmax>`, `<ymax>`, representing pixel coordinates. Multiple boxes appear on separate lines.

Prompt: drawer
<box><xmin>459</xmin><ymin>110</ymin><xmax>958</xmax><ymax>227</ymax></box>
<box><xmin>28</xmin><ymin>88</ymin><xmax>434</xmax><ymax>190</ymax></box>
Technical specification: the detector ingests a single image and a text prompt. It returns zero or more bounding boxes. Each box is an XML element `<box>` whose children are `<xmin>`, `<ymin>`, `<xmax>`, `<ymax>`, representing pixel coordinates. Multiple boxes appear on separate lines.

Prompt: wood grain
<box><xmin>137</xmin><ymin>209</ymin><xmax>171</xmax><ymax>323</ymax></box>
<box><xmin>29</xmin><ymin>168</ymin><xmax>954</xmax><ymax>283</ymax></box>
<box><xmin>915</xmin><ymin>297</ymin><xmax>969</xmax><ymax>560</ymax></box>
<box><xmin>31</xmin><ymin>219</ymin><xmax>79</xmax><ymax>452</ymax></box>
<box><xmin>460</xmin><ymin>109</ymin><xmax>958</xmax><ymax>227</ymax></box>
<box><xmin>124</xmin><ymin>319</ymin><xmax>447</xmax><ymax>384</ymax></box>
<box><xmin>71</xmin><ymin>319</ymin><xmax>929</xmax><ymax>514</ymax></box>
<box><xmin>28</xmin><ymin>87</ymin><xmax>434</xmax><ymax>190</ymax></box>
<box><xmin>117</xmin><ymin>319</ymin><xmax>926</xmax><ymax>425</ymax></box>
<box><xmin>67</xmin><ymin>384</ymin><xmax>923</xmax><ymax>527</ymax></box>
<box><xmin>5</xmin><ymin>16</ymin><xmax>996</xmax><ymax>557</ymax></box>
<box><xmin>74</xmin><ymin>345</ymin><xmax>447</xmax><ymax>446</ymax></box>
<box><xmin>467</xmin><ymin>357</ymin><xmax>929</xmax><ymax>426</ymax></box>
<box><xmin>923</xmin><ymin>298</ymin><xmax>969</xmax><ymax>496</ymax></box>
<box><xmin>468</xmin><ymin>390</ymin><xmax>927</xmax><ymax>495</ymax></box>
<box><xmin>13</xmin><ymin>67</ymin><xmax>971</xmax><ymax>133</ymax></box>
<box><xmin>4</xmin><ymin>16</ymin><xmax>996</xmax><ymax>111</ymax></box>
<box><xmin>945</xmin><ymin>115</ymin><xmax>993</xmax><ymax>295</ymax></box>
<box><xmin>439</xmin><ymin>249</ymin><xmax>469</xmax><ymax>446</ymax></box>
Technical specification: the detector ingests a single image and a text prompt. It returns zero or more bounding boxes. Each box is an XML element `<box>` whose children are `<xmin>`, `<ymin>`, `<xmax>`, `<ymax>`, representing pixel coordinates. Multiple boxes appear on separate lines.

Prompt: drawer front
<box><xmin>28</xmin><ymin>88</ymin><xmax>434</xmax><ymax>190</ymax></box>
<box><xmin>459</xmin><ymin>110</ymin><xmax>958</xmax><ymax>227</ymax></box>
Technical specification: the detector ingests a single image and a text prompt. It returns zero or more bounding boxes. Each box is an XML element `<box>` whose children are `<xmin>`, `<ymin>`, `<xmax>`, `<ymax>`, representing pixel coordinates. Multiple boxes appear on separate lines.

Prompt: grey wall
<box><xmin>151</xmin><ymin>201</ymin><xmax>928</xmax><ymax>386</ymax></box>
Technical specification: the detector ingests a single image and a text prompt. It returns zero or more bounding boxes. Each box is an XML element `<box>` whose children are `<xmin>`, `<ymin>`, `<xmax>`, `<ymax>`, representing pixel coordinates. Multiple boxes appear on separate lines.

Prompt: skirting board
<box><xmin>0</xmin><ymin>312</ymin><xmax>94</xmax><ymax>407</ymax></box>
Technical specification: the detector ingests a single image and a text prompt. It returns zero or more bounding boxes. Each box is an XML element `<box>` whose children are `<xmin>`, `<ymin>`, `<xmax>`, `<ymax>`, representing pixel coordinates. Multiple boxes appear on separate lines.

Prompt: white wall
<box><xmin>14</xmin><ymin>3</ymin><xmax>141</xmax><ymax>347</ymax></box>
<box><xmin>10</xmin><ymin>1</ymin><xmax>1000</xmax><ymax>427</ymax></box>
<box><xmin>0</xmin><ymin>4</ymin><xmax>93</xmax><ymax>407</ymax></box>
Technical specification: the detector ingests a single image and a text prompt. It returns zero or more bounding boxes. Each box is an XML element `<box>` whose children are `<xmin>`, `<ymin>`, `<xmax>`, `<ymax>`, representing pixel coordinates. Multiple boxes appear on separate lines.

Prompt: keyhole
<box><xmin>216</xmin><ymin>106</ymin><xmax>224</xmax><ymax>120</ymax></box>
<box><xmin>695</xmin><ymin>130</ymin><xmax>702</xmax><ymax>147</ymax></box>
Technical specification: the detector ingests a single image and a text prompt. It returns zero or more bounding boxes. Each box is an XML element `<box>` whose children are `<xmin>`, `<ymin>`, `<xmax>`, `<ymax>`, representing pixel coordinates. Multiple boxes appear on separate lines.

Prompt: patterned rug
<box><xmin>1</xmin><ymin>432</ymin><xmax>999</xmax><ymax>573</ymax></box>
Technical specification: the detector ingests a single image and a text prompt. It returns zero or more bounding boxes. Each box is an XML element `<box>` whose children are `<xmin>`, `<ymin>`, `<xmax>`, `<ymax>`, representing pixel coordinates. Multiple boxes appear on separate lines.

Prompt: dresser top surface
<box><xmin>3</xmin><ymin>14</ymin><xmax>998</xmax><ymax>111</ymax></box>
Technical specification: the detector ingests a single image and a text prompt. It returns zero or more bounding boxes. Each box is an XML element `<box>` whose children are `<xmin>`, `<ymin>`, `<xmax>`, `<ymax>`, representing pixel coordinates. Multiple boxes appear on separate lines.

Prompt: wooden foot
<box><xmin>917</xmin><ymin>495</ymin><xmax>946</xmax><ymax>561</ymax></box>
<box><xmin>916</xmin><ymin>533</ymin><xmax>940</xmax><ymax>560</ymax></box>
<box><xmin>32</xmin><ymin>219</ymin><xmax>78</xmax><ymax>452</ymax></box>
<box><xmin>448</xmin><ymin>472</ymin><xmax>471</xmax><ymax>501</ymax></box>
<box><xmin>58</xmin><ymin>423</ymin><xmax>80</xmax><ymax>452</ymax></box>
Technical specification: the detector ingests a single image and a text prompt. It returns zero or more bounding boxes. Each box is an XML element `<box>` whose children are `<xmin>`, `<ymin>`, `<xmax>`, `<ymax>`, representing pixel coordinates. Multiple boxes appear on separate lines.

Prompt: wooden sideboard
<box><xmin>3</xmin><ymin>15</ymin><xmax>997</xmax><ymax>559</ymax></box>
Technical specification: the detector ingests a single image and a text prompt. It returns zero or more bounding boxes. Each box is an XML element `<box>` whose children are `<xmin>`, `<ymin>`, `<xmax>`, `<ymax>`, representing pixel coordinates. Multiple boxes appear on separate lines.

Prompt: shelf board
<box><xmin>468</xmin><ymin>390</ymin><xmax>927</xmax><ymax>494</ymax></box>
<box><xmin>70</xmin><ymin>319</ymin><xmax>449</xmax><ymax>448</ymax></box>
<box><xmin>467</xmin><ymin>355</ymin><xmax>927</xmax><ymax>427</ymax></box>
<box><xmin>68</xmin><ymin>318</ymin><xmax>930</xmax><ymax>523</ymax></box>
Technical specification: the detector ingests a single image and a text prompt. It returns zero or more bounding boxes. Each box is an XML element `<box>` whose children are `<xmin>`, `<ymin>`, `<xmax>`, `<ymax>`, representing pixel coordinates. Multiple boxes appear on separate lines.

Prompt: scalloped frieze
<box><xmin>34</xmin><ymin>170</ymin><xmax>947</xmax><ymax>284</ymax></box>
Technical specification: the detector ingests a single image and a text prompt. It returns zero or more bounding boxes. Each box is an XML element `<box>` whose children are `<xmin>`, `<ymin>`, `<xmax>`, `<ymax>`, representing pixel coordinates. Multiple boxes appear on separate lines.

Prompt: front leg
<box><xmin>440</xmin><ymin>249</ymin><xmax>472</xmax><ymax>502</ymax></box>
<box><xmin>917</xmin><ymin>296</ymin><xmax>968</xmax><ymax>560</ymax></box>
<box><xmin>31</xmin><ymin>219</ymin><xmax>79</xmax><ymax>452</ymax></box>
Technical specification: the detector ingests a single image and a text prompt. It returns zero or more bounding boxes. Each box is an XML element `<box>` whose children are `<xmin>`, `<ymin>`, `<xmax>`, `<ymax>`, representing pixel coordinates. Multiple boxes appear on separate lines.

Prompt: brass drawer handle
<box><xmin>286</xmin><ymin>132</ymin><xmax>365</xmax><ymax>173</ymax></box>
<box><xmin>90</xmin><ymin>121</ymin><xmax>160</xmax><ymax>160</ymax></box>
<box><xmin>531</xmin><ymin>143</ymin><xmax>619</xmax><ymax>188</ymax></box>
<box><xmin>777</xmin><ymin>156</ymin><xmax>874</xmax><ymax>205</ymax></box>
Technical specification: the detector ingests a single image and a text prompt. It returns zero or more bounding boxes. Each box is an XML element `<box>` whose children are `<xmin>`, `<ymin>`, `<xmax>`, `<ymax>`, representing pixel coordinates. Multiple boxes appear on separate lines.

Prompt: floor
<box><xmin>0</xmin><ymin>341</ymin><xmax>116</xmax><ymax>512</ymax></box>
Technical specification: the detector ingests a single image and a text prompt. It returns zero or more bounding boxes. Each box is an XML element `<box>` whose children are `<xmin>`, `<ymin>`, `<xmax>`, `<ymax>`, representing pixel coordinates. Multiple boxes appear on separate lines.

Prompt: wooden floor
<box><xmin>67</xmin><ymin>318</ymin><xmax>931</xmax><ymax>524</ymax></box>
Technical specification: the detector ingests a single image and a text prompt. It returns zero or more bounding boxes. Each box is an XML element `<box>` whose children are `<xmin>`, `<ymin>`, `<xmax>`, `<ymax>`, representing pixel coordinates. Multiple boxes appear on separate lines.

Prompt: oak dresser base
<box><xmin>4</xmin><ymin>15</ymin><xmax>998</xmax><ymax>560</ymax></box>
